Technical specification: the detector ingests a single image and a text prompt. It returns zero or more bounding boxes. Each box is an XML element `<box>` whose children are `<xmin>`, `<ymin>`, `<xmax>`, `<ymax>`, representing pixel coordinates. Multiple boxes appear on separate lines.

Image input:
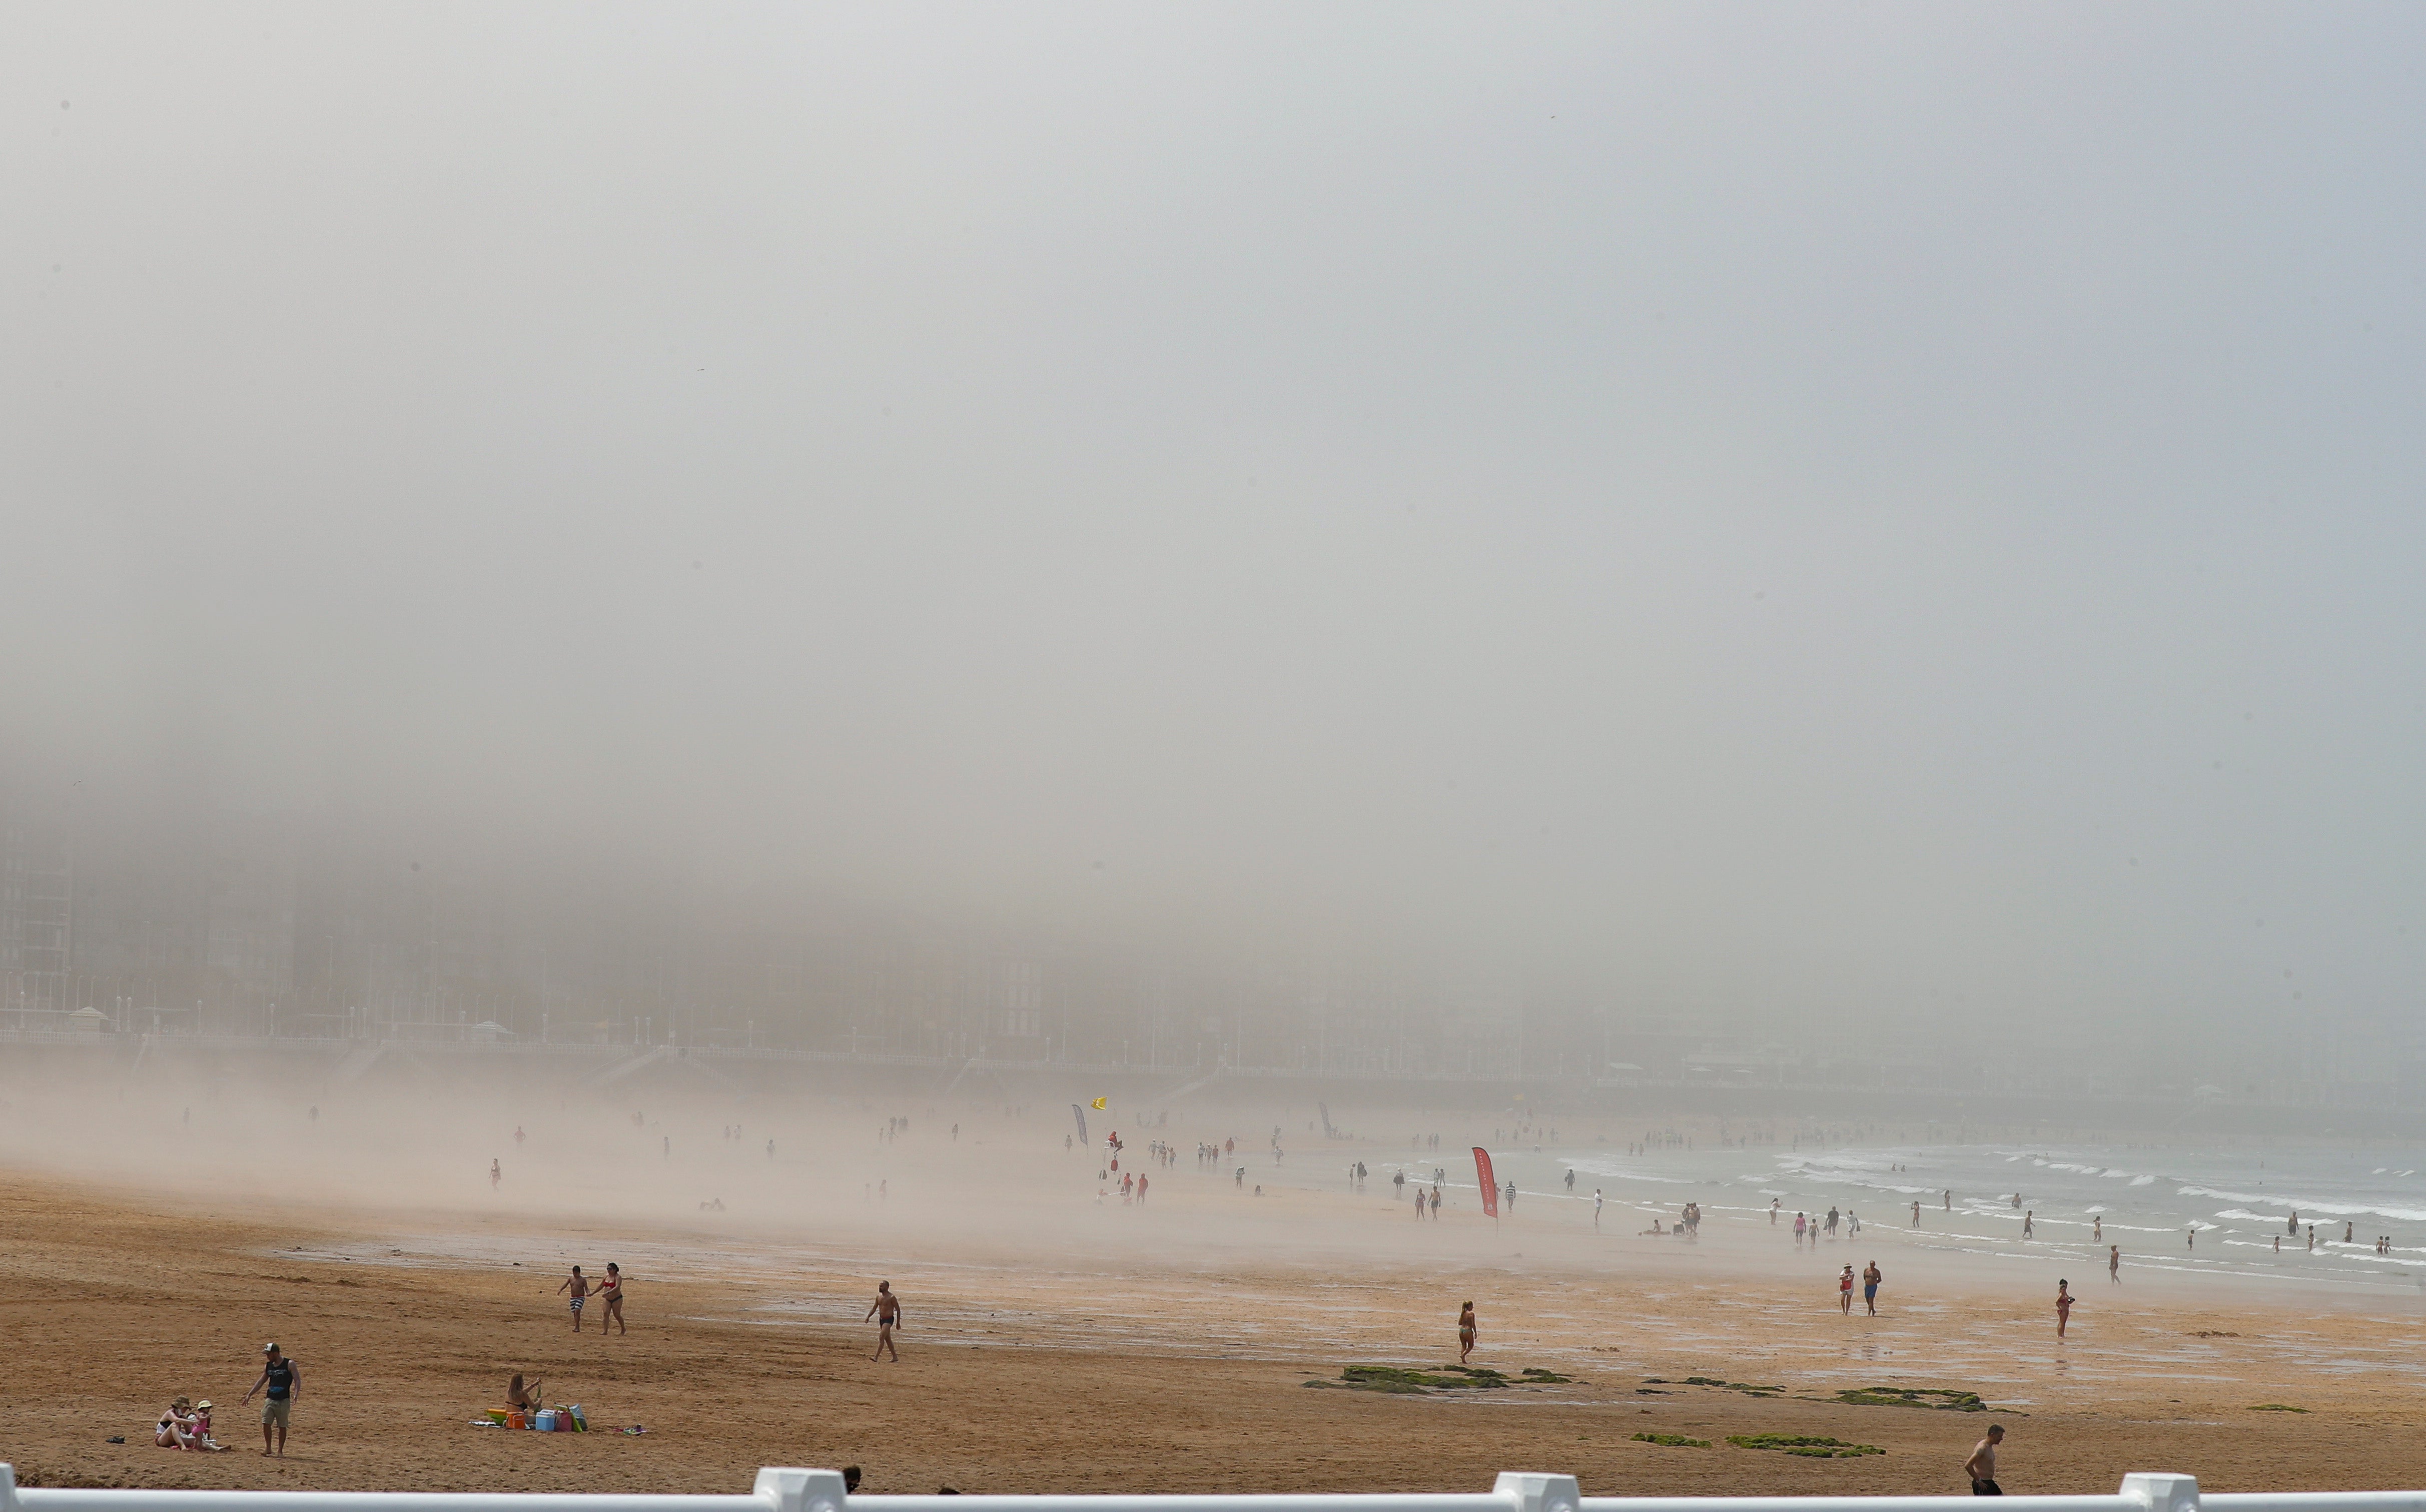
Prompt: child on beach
<box><xmin>156</xmin><ymin>1397</ymin><xmax>211</xmax><ymax>1450</ymax></box>
<box><xmin>556</xmin><ymin>1265</ymin><xmax>590</xmax><ymax>1332</ymax></box>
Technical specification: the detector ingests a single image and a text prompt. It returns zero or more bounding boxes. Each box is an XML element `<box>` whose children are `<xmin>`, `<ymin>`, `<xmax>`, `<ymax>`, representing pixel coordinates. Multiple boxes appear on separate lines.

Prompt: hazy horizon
<box><xmin>6</xmin><ymin>5</ymin><xmax>2424</xmax><ymax>1047</ymax></box>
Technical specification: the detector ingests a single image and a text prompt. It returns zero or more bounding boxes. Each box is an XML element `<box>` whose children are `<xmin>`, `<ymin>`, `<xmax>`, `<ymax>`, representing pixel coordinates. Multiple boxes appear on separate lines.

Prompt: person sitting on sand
<box><xmin>1643</xmin><ymin>1217</ymin><xmax>1665</xmax><ymax>1234</ymax></box>
<box><xmin>507</xmin><ymin>1373</ymin><xmax>544</xmax><ymax>1414</ymax></box>
<box><xmin>156</xmin><ymin>1397</ymin><xmax>205</xmax><ymax>1450</ymax></box>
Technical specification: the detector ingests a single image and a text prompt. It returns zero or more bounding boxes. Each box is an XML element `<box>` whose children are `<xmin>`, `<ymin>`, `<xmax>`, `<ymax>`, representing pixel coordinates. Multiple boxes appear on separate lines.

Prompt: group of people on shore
<box><xmin>153</xmin><ymin>1342</ymin><xmax>299</xmax><ymax>1457</ymax></box>
<box><xmin>554</xmin><ymin>1263</ymin><xmax>627</xmax><ymax>1334</ymax></box>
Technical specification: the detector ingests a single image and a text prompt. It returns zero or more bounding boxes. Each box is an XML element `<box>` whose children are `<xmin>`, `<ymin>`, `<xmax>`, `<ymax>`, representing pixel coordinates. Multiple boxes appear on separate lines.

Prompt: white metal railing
<box><xmin>7</xmin><ymin>1467</ymin><xmax>2423</xmax><ymax>1512</ymax></box>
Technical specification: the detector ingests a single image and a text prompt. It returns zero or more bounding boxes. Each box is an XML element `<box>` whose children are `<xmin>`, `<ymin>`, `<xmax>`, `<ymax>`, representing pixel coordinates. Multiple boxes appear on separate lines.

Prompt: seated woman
<box><xmin>156</xmin><ymin>1397</ymin><xmax>202</xmax><ymax>1450</ymax></box>
<box><xmin>507</xmin><ymin>1373</ymin><xmax>545</xmax><ymax>1414</ymax></box>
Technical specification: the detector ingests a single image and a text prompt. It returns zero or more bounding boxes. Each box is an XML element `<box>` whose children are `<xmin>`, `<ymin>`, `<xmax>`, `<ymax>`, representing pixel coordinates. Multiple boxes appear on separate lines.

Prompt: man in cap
<box><xmin>239</xmin><ymin>1342</ymin><xmax>301</xmax><ymax>1456</ymax></box>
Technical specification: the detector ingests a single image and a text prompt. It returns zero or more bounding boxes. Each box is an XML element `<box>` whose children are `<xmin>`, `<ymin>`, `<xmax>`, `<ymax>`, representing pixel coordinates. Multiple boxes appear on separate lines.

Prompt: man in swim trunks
<box><xmin>1965</xmin><ymin>1424</ymin><xmax>2004</xmax><ymax>1493</ymax></box>
<box><xmin>1862</xmin><ymin>1261</ymin><xmax>1882</xmax><ymax>1314</ymax></box>
<box><xmin>868</xmin><ymin>1280</ymin><xmax>903</xmax><ymax>1361</ymax></box>
<box><xmin>556</xmin><ymin>1265</ymin><xmax>591</xmax><ymax>1332</ymax></box>
<box><xmin>239</xmin><ymin>1342</ymin><xmax>300</xmax><ymax>1457</ymax></box>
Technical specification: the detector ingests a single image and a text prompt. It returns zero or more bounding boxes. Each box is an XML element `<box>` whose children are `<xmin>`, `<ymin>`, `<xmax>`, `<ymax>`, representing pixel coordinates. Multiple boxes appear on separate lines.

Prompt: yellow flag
<box><xmin>1090</xmin><ymin>1096</ymin><xmax>1108</xmax><ymax>1110</ymax></box>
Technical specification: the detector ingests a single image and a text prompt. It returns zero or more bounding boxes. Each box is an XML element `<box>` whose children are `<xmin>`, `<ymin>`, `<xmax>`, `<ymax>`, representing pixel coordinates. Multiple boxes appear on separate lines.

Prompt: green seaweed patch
<box><xmin>1729</xmin><ymin>1434</ymin><xmax>1885</xmax><ymax>1458</ymax></box>
<box><xmin>2248</xmin><ymin>1404</ymin><xmax>2308</xmax><ymax>1413</ymax></box>
<box><xmin>1340</xmin><ymin>1366</ymin><xmax>1502</xmax><ymax>1390</ymax></box>
<box><xmin>1685</xmin><ymin>1375</ymin><xmax>1785</xmax><ymax>1395</ymax></box>
<box><xmin>1307</xmin><ymin>1364</ymin><xmax>1569</xmax><ymax>1395</ymax></box>
<box><xmin>1633</xmin><ymin>1433</ymin><xmax>1711</xmax><ymax>1448</ymax></box>
<box><xmin>1837</xmin><ymin>1387</ymin><xmax>1986</xmax><ymax>1412</ymax></box>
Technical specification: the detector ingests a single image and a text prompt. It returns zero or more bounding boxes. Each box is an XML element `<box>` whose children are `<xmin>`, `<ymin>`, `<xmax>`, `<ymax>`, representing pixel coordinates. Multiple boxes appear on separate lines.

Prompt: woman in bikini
<box><xmin>156</xmin><ymin>1397</ymin><xmax>205</xmax><ymax>1450</ymax></box>
<box><xmin>507</xmin><ymin>1373</ymin><xmax>544</xmax><ymax>1415</ymax></box>
<box><xmin>594</xmin><ymin>1262</ymin><xmax>626</xmax><ymax>1335</ymax></box>
<box><xmin>1457</xmin><ymin>1301</ymin><xmax>1478</xmax><ymax>1363</ymax></box>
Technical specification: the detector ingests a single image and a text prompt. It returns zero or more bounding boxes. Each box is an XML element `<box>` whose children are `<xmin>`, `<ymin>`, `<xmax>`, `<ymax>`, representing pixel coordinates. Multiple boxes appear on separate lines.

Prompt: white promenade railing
<box><xmin>4</xmin><ymin>1468</ymin><xmax>2422</xmax><ymax>1512</ymax></box>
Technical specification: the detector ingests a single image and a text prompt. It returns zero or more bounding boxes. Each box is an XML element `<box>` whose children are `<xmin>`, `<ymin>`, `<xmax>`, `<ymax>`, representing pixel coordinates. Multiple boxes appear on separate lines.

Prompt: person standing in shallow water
<box><xmin>1457</xmin><ymin>1301</ymin><xmax>1478</xmax><ymax>1362</ymax></box>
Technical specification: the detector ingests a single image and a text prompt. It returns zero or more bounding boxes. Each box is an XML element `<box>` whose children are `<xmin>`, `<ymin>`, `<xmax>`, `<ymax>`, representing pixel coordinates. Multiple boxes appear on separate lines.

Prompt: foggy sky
<box><xmin>6</xmin><ymin>5</ymin><xmax>2423</xmax><ymax>1030</ymax></box>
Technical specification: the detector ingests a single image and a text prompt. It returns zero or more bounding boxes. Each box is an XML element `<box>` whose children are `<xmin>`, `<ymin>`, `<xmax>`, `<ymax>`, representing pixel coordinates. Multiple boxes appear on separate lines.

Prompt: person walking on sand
<box><xmin>238</xmin><ymin>1342</ymin><xmax>300</xmax><ymax>1457</ymax></box>
<box><xmin>2055</xmin><ymin>1280</ymin><xmax>2075</xmax><ymax>1338</ymax></box>
<box><xmin>556</xmin><ymin>1265</ymin><xmax>591</xmax><ymax>1332</ymax></box>
<box><xmin>490</xmin><ymin>1158</ymin><xmax>501</xmax><ymax>1189</ymax></box>
<box><xmin>1912</xmin><ymin>1200</ymin><xmax>1922</xmax><ymax>1227</ymax></box>
<box><xmin>1594</xmin><ymin>1189</ymin><xmax>1603</xmax><ymax>1230</ymax></box>
<box><xmin>1965</xmin><ymin>1424</ymin><xmax>2005</xmax><ymax>1494</ymax></box>
<box><xmin>595</xmin><ymin>1262</ymin><xmax>626</xmax><ymax>1335</ymax></box>
<box><xmin>2092</xmin><ymin>1215</ymin><xmax>2102</xmax><ymax>1243</ymax></box>
<box><xmin>2108</xmin><ymin>1245</ymin><xmax>2120</xmax><ymax>1282</ymax></box>
<box><xmin>868</xmin><ymin>1280</ymin><xmax>903</xmax><ymax>1361</ymax></box>
<box><xmin>1458</xmin><ymin>1301</ymin><xmax>1479</xmax><ymax>1362</ymax></box>
<box><xmin>1863</xmin><ymin>1260</ymin><xmax>1883</xmax><ymax>1315</ymax></box>
<box><xmin>1839</xmin><ymin>1264</ymin><xmax>1856</xmax><ymax>1313</ymax></box>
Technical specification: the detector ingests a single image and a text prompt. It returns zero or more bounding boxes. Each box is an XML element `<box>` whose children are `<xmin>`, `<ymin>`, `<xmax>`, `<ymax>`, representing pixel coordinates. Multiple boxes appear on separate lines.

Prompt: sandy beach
<box><xmin>5</xmin><ymin>1080</ymin><xmax>2426</xmax><ymax>1498</ymax></box>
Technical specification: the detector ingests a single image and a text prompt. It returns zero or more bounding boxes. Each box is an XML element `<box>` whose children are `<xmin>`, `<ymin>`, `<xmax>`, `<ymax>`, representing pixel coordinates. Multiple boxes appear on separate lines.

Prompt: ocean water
<box><xmin>1497</xmin><ymin>1139</ymin><xmax>2426</xmax><ymax>1291</ymax></box>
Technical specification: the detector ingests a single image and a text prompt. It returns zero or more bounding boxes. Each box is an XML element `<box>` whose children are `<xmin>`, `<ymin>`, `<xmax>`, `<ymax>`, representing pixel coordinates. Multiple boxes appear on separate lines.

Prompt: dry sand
<box><xmin>4</xmin><ymin>1082</ymin><xmax>2426</xmax><ymax>1496</ymax></box>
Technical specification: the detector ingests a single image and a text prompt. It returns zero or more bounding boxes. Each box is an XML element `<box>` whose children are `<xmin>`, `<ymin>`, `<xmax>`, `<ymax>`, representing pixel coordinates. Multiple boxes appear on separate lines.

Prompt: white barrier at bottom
<box><xmin>6</xmin><ymin>1466</ymin><xmax>2425</xmax><ymax>1512</ymax></box>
